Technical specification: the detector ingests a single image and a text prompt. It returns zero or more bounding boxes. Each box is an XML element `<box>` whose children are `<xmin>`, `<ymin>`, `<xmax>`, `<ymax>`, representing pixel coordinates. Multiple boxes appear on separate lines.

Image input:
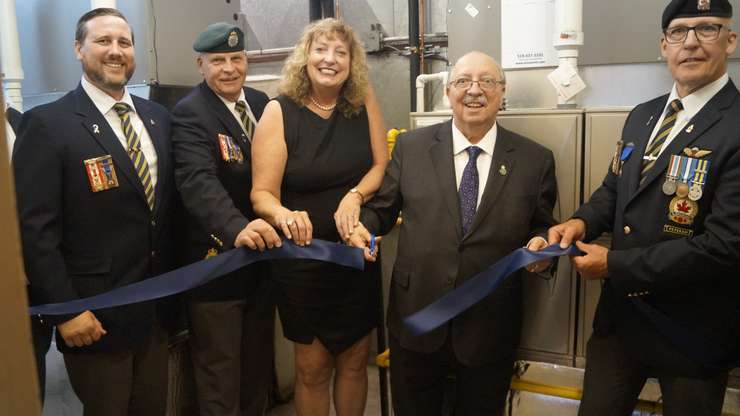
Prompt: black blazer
<box><xmin>575</xmin><ymin>80</ymin><xmax>740</xmax><ymax>371</ymax></box>
<box><xmin>171</xmin><ymin>82</ymin><xmax>269</xmax><ymax>299</ymax></box>
<box><xmin>14</xmin><ymin>84</ymin><xmax>177</xmax><ymax>353</ymax></box>
<box><xmin>361</xmin><ymin>121</ymin><xmax>557</xmax><ymax>366</ymax></box>
<box><xmin>6</xmin><ymin>106</ymin><xmax>22</xmax><ymax>133</ymax></box>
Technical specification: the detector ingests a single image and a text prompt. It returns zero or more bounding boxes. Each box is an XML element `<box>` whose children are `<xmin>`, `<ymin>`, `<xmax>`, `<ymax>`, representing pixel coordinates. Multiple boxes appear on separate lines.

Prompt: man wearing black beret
<box><xmin>171</xmin><ymin>22</ymin><xmax>280</xmax><ymax>416</ymax></box>
<box><xmin>548</xmin><ymin>0</ymin><xmax>739</xmax><ymax>415</ymax></box>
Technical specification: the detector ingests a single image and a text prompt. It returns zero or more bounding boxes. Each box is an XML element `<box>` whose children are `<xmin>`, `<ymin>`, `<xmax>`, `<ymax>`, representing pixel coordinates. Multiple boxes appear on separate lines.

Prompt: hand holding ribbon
<box><xmin>29</xmin><ymin>239</ymin><xmax>363</xmax><ymax>316</ymax></box>
<box><xmin>403</xmin><ymin>244</ymin><xmax>583</xmax><ymax>336</ymax></box>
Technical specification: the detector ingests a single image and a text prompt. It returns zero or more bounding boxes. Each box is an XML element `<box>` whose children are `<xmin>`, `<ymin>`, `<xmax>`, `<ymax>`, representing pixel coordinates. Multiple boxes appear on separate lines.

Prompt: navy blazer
<box><xmin>171</xmin><ymin>82</ymin><xmax>269</xmax><ymax>299</ymax></box>
<box><xmin>14</xmin><ymin>84</ymin><xmax>177</xmax><ymax>353</ymax></box>
<box><xmin>575</xmin><ymin>80</ymin><xmax>740</xmax><ymax>372</ymax></box>
<box><xmin>361</xmin><ymin>121</ymin><xmax>558</xmax><ymax>366</ymax></box>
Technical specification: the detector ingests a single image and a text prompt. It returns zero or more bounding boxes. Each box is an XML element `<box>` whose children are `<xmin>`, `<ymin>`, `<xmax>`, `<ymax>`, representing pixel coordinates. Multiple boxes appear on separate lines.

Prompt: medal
<box><xmin>688</xmin><ymin>184</ymin><xmax>703</xmax><ymax>201</ymax></box>
<box><xmin>662</xmin><ymin>180</ymin><xmax>677</xmax><ymax>195</ymax></box>
<box><xmin>611</xmin><ymin>140</ymin><xmax>624</xmax><ymax>175</ymax></box>
<box><xmin>676</xmin><ymin>182</ymin><xmax>689</xmax><ymax>198</ymax></box>
<box><xmin>662</xmin><ymin>155</ymin><xmax>681</xmax><ymax>195</ymax></box>
<box><xmin>675</xmin><ymin>157</ymin><xmax>696</xmax><ymax>199</ymax></box>
<box><xmin>668</xmin><ymin>196</ymin><xmax>698</xmax><ymax>225</ymax></box>
<box><xmin>84</xmin><ymin>155</ymin><xmax>119</xmax><ymax>192</ymax></box>
<box><xmin>688</xmin><ymin>159</ymin><xmax>709</xmax><ymax>201</ymax></box>
<box><xmin>218</xmin><ymin>134</ymin><xmax>244</xmax><ymax>163</ymax></box>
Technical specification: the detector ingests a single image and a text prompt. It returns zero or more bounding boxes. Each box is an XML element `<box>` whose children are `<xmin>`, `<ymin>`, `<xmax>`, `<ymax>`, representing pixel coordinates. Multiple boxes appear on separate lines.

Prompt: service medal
<box><xmin>688</xmin><ymin>183</ymin><xmax>703</xmax><ymax>201</ymax></box>
<box><xmin>668</xmin><ymin>196</ymin><xmax>698</xmax><ymax>225</ymax></box>
<box><xmin>662</xmin><ymin>180</ymin><xmax>677</xmax><ymax>195</ymax></box>
<box><xmin>676</xmin><ymin>182</ymin><xmax>689</xmax><ymax>199</ymax></box>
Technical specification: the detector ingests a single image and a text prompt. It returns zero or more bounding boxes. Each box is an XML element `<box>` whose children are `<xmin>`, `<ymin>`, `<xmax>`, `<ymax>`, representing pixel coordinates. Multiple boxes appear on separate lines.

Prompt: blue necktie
<box><xmin>459</xmin><ymin>146</ymin><xmax>482</xmax><ymax>234</ymax></box>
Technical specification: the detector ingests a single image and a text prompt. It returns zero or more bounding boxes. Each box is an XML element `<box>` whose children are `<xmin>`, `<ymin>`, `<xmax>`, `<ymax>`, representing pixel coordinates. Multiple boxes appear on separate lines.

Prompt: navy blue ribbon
<box><xmin>403</xmin><ymin>244</ymin><xmax>581</xmax><ymax>336</ymax></box>
<box><xmin>29</xmin><ymin>239</ymin><xmax>364</xmax><ymax>316</ymax></box>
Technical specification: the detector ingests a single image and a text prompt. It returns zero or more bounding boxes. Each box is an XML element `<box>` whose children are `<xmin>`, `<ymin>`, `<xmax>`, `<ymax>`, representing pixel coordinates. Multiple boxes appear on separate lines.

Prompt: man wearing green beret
<box><xmin>171</xmin><ymin>22</ymin><xmax>279</xmax><ymax>416</ymax></box>
<box><xmin>548</xmin><ymin>0</ymin><xmax>739</xmax><ymax>415</ymax></box>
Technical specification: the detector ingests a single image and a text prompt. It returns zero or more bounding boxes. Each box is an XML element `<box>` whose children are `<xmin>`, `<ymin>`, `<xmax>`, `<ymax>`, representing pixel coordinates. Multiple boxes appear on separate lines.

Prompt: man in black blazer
<box><xmin>350</xmin><ymin>51</ymin><xmax>557</xmax><ymax>415</ymax></box>
<box><xmin>172</xmin><ymin>23</ymin><xmax>280</xmax><ymax>416</ymax></box>
<box><xmin>548</xmin><ymin>1</ymin><xmax>739</xmax><ymax>415</ymax></box>
<box><xmin>14</xmin><ymin>8</ymin><xmax>177</xmax><ymax>415</ymax></box>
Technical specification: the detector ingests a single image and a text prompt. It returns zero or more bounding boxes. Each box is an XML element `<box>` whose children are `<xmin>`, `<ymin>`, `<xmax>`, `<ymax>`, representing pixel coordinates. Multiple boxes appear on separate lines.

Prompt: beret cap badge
<box><xmin>698</xmin><ymin>0</ymin><xmax>710</xmax><ymax>11</ymax></box>
<box><xmin>228</xmin><ymin>31</ymin><xmax>238</xmax><ymax>48</ymax></box>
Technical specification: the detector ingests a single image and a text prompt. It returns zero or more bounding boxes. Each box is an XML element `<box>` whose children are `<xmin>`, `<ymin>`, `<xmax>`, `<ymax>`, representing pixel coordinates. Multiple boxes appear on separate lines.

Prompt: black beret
<box><xmin>662</xmin><ymin>0</ymin><xmax>733</xmax><ymax>29</ymax></box>
<box><xmin>193</xmin><ymin>22</ymin><xmax>245</xmax><ymax>53</ymax></box>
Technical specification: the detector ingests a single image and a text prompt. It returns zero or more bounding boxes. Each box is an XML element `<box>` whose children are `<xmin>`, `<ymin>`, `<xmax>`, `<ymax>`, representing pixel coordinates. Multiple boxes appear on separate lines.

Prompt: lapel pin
<box><xmin>499</xmin><ymin>165</ymin><xmax>507</xmax><ymax>176</ymax></box>
<box><xmin>646</xmin><ymin>115</ymin><xmax>654</xmax><ymax>126</ymax></box>
<box><xmin>685</xmin><ymin>124</ymin><xmax>694</xmax><ymax>133</ymax></box>
<box><xmin>92</xmin><ymin>124</ymin><xmax>100</xmax><ymax>134</ymax></box>
<box><xmin>150</xmin><ymin>119</ymin><xmax>156</xmax><ymax>125</ymax></box>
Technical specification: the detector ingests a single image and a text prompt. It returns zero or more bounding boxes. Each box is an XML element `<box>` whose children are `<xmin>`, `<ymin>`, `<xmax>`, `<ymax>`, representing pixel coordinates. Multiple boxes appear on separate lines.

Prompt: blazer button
<box><xmin>151</xmin><ymin>219</ymin><xmax>156</xmax><ymax>227</ymax></box>
<box><xmin>446</xmin><ymin>277</ymin><xmax>454</xmax><ymax>285</ymax></box>
<box><xmin>151</xmin><ymin>250</ymin><xmax>156</xmax><ymax>258</ymax></box>
<box><xmin>623</xmin><ymin>225</ymin><xmax>631</xmax><ymax>235</ymax></box>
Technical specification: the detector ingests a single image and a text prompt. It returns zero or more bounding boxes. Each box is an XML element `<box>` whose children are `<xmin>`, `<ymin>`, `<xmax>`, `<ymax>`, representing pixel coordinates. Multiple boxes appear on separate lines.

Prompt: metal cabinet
<box><xmin>576</xmin><ymin>108</ymin><xmax>630</xmax><ymax>366</ymax></box>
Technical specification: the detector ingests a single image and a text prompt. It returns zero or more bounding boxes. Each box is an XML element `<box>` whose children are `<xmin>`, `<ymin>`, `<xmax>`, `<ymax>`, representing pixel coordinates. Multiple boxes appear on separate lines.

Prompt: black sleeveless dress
<box><xmin>270</xmin><ymin>95</ymin><xmax>381</xmax><ymax>355</ymax></box>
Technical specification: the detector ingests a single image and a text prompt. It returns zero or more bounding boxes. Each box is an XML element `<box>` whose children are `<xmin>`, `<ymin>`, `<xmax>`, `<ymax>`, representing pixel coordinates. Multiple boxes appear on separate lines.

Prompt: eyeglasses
<box><xmin>449</xmin><ymin>77</ymin><xmax>504</xmax><ymax>91</ymax></box>
<box><xmin>664</xmin><ymin>23</ymin><xmax>726</xmax><ymax>44</ymax></box>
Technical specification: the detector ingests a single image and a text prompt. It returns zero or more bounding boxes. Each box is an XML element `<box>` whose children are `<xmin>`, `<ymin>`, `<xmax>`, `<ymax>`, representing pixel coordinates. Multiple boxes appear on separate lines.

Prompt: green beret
<box><xmin>662</xmin><ymin>0</ymin><xmax>732</xmax><ymax>29</ymax></box>
<box><xmin>193</xmin><ymin>22</ymin><xmax>245</xmax><ymax>53</ymax></box>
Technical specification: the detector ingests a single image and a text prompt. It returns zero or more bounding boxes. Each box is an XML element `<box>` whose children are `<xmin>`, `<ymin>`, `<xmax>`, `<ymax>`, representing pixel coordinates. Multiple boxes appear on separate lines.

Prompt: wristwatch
<box><xmin>349</xmin><ymin>187</ymin><xmax>364</xmax><ymax>202</ymax></box>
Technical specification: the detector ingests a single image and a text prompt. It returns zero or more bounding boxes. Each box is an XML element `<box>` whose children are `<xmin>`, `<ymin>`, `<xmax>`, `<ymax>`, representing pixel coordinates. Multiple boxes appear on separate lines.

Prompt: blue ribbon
<box><xmin>29</xmin><ymin>239</ymin><xmax>364</xmax><ymax>316</ymax></box>
<box><xmin>403</xmin><ymin>244</ymin><xmax>581</xmax><ymax>336</ymax></box>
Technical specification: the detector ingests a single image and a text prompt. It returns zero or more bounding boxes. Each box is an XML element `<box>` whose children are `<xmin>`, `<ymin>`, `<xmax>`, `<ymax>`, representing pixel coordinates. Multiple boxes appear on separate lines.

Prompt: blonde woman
<box><xmin>251</xmin><ymin>18</ymin><xmax>387</xmax><ymax>416</ymax></box>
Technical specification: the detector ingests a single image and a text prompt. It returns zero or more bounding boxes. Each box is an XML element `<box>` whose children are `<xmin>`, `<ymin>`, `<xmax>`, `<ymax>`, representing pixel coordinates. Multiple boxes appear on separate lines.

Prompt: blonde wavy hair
<box><xmin>279</xmin><ymin>18</ymin><xmax>369</xmax><ymax>118</ymax></box>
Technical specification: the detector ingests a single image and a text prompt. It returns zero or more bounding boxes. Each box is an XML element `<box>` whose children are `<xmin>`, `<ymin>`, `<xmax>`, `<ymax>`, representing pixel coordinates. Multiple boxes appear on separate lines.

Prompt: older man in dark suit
<box><xmin>548</xmin><ymin>1</ymin><xmax>740</xmax><ymax>415</ymax></box>
<box><xmin>350</xmin><ymin>51</ymin><xmax>557</xmax><ymax>415</ymax></box>
<box><xmin>14</xmin><ymin>8</ymin><xmax>177</xmax><ymax>415</ymax></box>
<box><xmin>171</xmin><ymin>23</ymin><xmax>280</xmax><ymax>416</ymax></box>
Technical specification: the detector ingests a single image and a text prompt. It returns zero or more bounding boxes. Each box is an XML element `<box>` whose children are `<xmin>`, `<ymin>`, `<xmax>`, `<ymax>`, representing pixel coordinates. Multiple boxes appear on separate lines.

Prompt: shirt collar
<box><xmin>667</xmin><ymin>73</ymin><xmax>728</xmax><ymax>119</ymax></box>
<box><xmin>216</xmin><ymin>88</ymin><xmax>248</xmax><ymax>112</ymax></box>
<box><xmin>81</xmin><ymin>75</ymin><xmax>135</xmax><ymax>116</ymax></box>
<box><xmin>451</xmin><ymin>121</ymin><xmax>497</xmax><ymax>156</ymax></box>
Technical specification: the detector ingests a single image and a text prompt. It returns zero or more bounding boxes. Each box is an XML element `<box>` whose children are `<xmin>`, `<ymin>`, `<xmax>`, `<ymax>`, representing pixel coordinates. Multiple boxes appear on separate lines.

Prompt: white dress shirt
<box><xmin>645</xmin><ymin>73</ymin><xmax>729</xmax><ymax>158</ymax></box>
<box><xmin>452</xmin><ymin>121</ymin><xmax>497</xmax><ymax>209</ymax></box>
<box><xmin>81</xmin><ymin>76</ymin><xmax>158</xmax><ymax>188</ymax></box>
<box><xmin>217</xmin><ymin>89</ymin><xmax>257</xmax><ymax>135</ymax></box>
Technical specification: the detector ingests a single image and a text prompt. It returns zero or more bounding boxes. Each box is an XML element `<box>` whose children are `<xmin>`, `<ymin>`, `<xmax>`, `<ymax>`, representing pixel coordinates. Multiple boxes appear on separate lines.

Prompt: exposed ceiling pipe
<box><xmin>408</xmin><ymin>0</ymin><xmax>420</xmax><ymax>113</ymax></box>
<box><xmin>415</xmin><ymin>72</ymin><xmax>449</xmax><ymax>112</ymax></box>
<box><xmin>553</xmin><ymin>0</ymin><xmax>583</xmax><ymax>107</ymax></box>
<box><xmin>0</xmin><ymin>0</ymin><xmax>24</xmax><ymax>110</ymax></box>
<box><xmin>419</xmin><ymin>0</ymin><xmax>425</xmax><ymax>73</ymax></box>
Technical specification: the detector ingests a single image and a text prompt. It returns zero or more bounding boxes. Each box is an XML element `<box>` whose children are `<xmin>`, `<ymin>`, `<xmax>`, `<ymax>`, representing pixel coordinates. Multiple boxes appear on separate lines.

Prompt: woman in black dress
<box><xmin>251</xmin><ymin>18</ymin><xmax>387</xmax><ymax>416</ymax></box>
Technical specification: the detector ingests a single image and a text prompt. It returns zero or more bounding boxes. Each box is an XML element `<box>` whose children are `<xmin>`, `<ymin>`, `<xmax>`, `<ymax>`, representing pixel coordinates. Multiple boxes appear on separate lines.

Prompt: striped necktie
<box><xmin>234</xmin><ymin>100</ymin><xmax>255</xmax><ymax>142</ymax></box>
<box><xmin>640</xmin><ymin>98</ymin><xmax>683</xmax><ymax>184</ymax></box>
<box><xmin>112</xmin><ymin>103</ymin><xmax>155</xmax><ymax>211</ymax></box>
